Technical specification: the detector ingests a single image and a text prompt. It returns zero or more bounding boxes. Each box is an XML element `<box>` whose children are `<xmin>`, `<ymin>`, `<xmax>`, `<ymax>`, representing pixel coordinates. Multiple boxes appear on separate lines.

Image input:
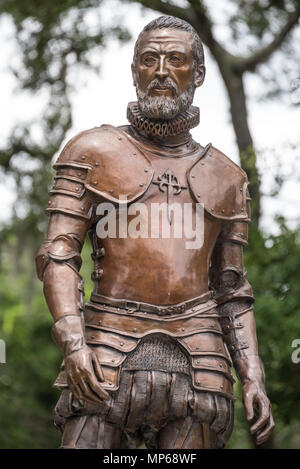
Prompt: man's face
<box><xmin>132</xmin><ymin>28</ymin><xmax>204</xmax><ymax>120</ymax></box>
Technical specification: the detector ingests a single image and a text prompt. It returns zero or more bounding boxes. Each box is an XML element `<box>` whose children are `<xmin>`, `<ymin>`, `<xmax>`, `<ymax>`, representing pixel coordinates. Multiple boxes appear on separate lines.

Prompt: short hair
<box><xmin>133</xmin><ymin>15</ymin><xmax>204</xmax><ymax>68</ymax></box>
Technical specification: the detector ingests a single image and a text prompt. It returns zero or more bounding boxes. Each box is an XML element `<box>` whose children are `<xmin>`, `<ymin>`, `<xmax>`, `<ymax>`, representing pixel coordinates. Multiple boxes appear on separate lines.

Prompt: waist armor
<box><xmin>54</xmin><ymin>298</ymin><xmax>235</xmax><ymax>400</ymax></box>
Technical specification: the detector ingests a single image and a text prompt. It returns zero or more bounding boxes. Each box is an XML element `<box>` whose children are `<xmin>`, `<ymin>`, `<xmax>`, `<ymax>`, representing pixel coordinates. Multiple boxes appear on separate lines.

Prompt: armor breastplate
<box><xmin>89</xmin><ymin>142</ymin><xmax>221</xmax><ymax>304</ymax></box>
<box><xmin>53</xmin><ymin>124</ymin><xmax>248</xmax><ymax>305</ymax></box>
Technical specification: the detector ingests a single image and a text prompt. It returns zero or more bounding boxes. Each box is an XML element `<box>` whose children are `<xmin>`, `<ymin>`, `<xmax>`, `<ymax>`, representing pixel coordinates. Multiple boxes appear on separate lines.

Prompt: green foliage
<box><xmin>226</xmin><ymin>220</ymin><xmax>300</xmax><ymax>448</ymax></box>
<box><xmin>0</xmin><ymin>234</ymin><xmax>93</xmax><ymax>448</ymax></box>
<box><xmin>247</xmin><ymin>220</ymin><xmax>300</xmax><ymax>425</ymax></box>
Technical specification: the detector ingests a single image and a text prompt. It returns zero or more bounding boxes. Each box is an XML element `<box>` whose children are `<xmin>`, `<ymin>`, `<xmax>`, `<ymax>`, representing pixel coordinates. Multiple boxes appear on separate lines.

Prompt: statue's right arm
<box><xmin>35</xmin><ymin>160</ymin><xmax>109</xmax><ymax>404</ymax></box>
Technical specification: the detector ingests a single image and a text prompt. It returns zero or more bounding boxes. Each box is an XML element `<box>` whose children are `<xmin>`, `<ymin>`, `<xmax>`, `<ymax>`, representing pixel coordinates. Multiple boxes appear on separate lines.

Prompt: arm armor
<box><xmin>36</xmin><ymin>234</ymin><xmax>83</xmax><ymax>281</ymax></box>
<box><xmin>36</xmin><ymin>162</ymin><xmax>94</xmax><ymax>281</ymax></box>
<box><xmin>36</xmin><ymin>163</ymin><xmax>94</xmax><ymax>325</ymax></box>
<box><xmin>209</xmin><ymin>191</ymin><xmax>258</xmax><ymax>363</ymax></box>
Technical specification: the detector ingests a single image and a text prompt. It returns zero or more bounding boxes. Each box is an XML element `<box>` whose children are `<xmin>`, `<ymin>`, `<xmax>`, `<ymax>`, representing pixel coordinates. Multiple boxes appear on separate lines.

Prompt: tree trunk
<box><xmin>219</xmin><ymin>67</ymin><xmax>261</xmax><ymax>224</ymax></box>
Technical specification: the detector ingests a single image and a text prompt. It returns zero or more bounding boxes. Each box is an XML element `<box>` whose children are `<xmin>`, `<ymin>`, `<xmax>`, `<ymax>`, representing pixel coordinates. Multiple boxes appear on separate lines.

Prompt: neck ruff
<box><xmin>127</xmin><ymin>101</ymin><xmax>200</xmax><ymax>138</ymax></box>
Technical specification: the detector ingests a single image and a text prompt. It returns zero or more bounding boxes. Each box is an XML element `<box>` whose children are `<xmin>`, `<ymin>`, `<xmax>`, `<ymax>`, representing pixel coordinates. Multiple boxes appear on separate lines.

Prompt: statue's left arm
<box><xmin>210</xmin><ymin>197</ymin><xmax>275</xmax><ymax>445</ymax></box>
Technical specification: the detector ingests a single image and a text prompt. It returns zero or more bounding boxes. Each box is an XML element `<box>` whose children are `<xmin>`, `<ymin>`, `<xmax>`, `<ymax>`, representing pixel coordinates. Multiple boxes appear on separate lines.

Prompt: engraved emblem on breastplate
<box><xmin>153</xmin><ymin>169</ymin><xmax>187</xmax><ymax>224</ymax></box>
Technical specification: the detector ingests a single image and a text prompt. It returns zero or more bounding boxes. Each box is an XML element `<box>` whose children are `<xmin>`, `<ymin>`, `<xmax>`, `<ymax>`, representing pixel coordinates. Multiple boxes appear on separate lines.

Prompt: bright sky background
<box><xmin>0</xmin><ymin>0</ymin><xmax>299</xmax><ymax>233</ymax></box>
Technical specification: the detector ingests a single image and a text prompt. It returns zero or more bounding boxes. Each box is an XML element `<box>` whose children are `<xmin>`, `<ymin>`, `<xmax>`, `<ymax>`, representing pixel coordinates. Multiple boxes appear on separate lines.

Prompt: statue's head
<box><xmin>132</xmin><ymin>16</ymin><xmax>205</xmax><ymax>120</ymax></box>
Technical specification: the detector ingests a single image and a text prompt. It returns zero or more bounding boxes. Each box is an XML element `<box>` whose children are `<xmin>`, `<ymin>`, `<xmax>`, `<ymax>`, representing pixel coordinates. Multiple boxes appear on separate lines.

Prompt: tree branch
<box><xmin>238</xmin><ymin>7</ymin><xmax>300</xmax><ymax>72</ymax></box>
<box><xmin>130</xmin><ymin>0</ymin><xmax>229</xmax><ymax>63</ymax></box>
<box><xmin>129</xmin><ymin>0</ymin><xmax>192</xmax><ymax>23</ymax></box>
<box><xmin>186</xmin><ymin>0</ymin><xmax>218</xmax><ymax>52</ymax></box>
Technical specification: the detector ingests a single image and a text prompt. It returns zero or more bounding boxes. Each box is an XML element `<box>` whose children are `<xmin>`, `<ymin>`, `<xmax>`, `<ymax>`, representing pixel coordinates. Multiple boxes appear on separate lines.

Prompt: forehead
<box><xmin>137</xmin><ymin>28</ymin><xmax>194</xmax><ymax>55</ymax></box>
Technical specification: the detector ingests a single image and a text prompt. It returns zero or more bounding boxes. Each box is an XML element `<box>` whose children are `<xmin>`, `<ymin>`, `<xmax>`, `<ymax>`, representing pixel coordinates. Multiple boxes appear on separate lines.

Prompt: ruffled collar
<box><xmin>127</xmin><ymin>101</ymin><xmax>200</xmax><ymax>138</ymax></box>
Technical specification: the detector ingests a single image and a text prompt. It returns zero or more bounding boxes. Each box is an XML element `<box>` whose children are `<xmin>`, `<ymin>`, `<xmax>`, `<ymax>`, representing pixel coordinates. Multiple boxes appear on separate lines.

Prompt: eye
<box><xmin>142</xmin><ymin>55</ymin><xmax>157</xmax><ymax>66</ymax></box>
<box><xmin>168</xmin><ymin>55</ymin><xmax>183</xmax><ymax>66</ymax></box>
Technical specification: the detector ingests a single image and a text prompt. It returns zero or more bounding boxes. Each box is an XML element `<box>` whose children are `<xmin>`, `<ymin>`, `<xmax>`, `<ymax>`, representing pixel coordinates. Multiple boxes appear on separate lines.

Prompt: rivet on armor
<box><xmin>196</xmin><ymin>381</ymin><xmax>201</xmax><ymax>385</ymax></box>
<box><xmin>219</xmin><ymin>364</ymin><xmax>223</xmax><ymax>368</ymax></box>
<box><xmin>133</xmin><ymin>328</ymin><xmax>137</xmax><ymax>332</ymax></box>
<box><xmin>197</xmin><ymin>194</ymin><xmax>200</xmax><ymax>198</ymax></box>
<box><xmin>144</xmin><ymin>169</ymin><xmax>148</xmax><ymax>172</ymax></box>
<box><xmin>118</xmin><ymin>137</ymin><xmax>122</xmax><ymax>140</ymax></box>
<box><xmin>48</xmin><ymin>201</ymin><xmax>51</xmax><ymax>205</ymax></box>
<box><xmin>133</xmin><ymin>152</ymin><xmax>136</xmax><ymax>155</ymax></box>
<box><xmin>218</xmin><ymin>347</ymin><xmax>222</xmax><ymax>352</ymax></box>
<box><xmin>91</xmin><ymin>335</ymin><xmax>95</xmax><ymax>340</ymax></box>
<box><xmin>181</xmin><ymin>328</ymin><xmax>185</xmax><ymax>332</ymax></box>
<box><xmin>81</xmin><ymin>155</ymin><xmax>86</xmax><ymax>160</ymax></box>
<box><xmin>75</xmin><ymin>187</ymin><xmax>80</xmax><ymax>191</ymax></box>
<box><xmin>95</xmin><ymin>162</ymin><xmax>99</xmax><ymax>167</ymax></box>
<box><xmin>191</xmin><ymin>175</ymin><xmax>195</xmax><ymax>178</ymax></box>
<box><xmin>77</xmin><ymin>172</ymin><xmax>82</xmax><ymax>177</ymax></box>
<box><xmin>81</xmin><ymin>207</ymin><xmax>85</xmax><ymax>211</ymax></box>
<box><xmin>98</xmin><ymin>320</ymin><xmax>102</xmax><ymax>325</ymax></box>
<box><xmin>222</xmin><ymin>209</ymin><xmax>225</xmax><ymax>213</ymax></box>
<box><xmin>240</xmin><ymin>188</ymin><xmax>243</xmax><ymax>192</ymax></box>
<box><xmin>111</xmin><ymin>359</ymin><xmax>115</xmax><ymax>363</ymax></box>
<box><xmin>211</xmin><ymin>208</ymin><xmax>214</xmax><ymax>211</ymax></box>
<box><xmin>93</xmin><ymin>181</ymin><xmax>98</xmax><ymax>185</ymax></box>
<box><xmin>220</xmin><ymin>385</ymin><xmax>224</xmax><ymax>390</ymax></box>
<box><xmin>120</xmin><ymin>342</ymin><xmax>124</xmax><ymax>346</ymax></box>
<box><xmin>109</xmin><ymin>189</ymin><xmax>114</xmax><ymax>194</ymax></box>
<box><xmin>139</xmin><ymin>183</ymin><xmax>144</xmax><ymax>187</ymax></box>
<box><xmin>232</xmin><ymin>210</ymin><xmax>235</xmax><ymax>214</ymax></box>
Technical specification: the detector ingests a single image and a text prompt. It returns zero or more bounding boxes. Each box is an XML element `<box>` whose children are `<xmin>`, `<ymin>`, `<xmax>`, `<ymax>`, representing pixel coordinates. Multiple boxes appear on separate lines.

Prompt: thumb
<box><xmin>244</xmin><ymin>390</ymin><xmax>255</xmax><ymax>421</ymax></box>
<box><xmin>92</xmin><ymin>354</ymin><xmax>105</xmax><ymax>382</ymax></box>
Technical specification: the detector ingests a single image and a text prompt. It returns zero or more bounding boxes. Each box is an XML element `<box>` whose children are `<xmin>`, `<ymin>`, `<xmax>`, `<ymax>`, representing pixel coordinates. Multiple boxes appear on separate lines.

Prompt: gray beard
<box><xmin>136</xmin><ymin>82</ymin><xmax>196</xmax><ymax>120</ymax></box>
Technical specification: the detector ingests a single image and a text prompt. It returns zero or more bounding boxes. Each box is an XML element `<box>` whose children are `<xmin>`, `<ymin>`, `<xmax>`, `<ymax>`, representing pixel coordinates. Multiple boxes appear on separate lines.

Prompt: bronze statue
<box><xmin>36</xmin><ymin>16</ymin><xmax>274</xmax><ymax>449</ymax></box>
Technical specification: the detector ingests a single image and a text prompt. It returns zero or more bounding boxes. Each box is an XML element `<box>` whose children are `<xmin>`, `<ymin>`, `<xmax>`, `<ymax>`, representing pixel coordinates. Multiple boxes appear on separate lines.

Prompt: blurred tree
<box><xmin>0</xmin><ymin>0</ymin><xmax>131</xmax><ymax>246</ymax></box>
<box><xmin>123</xmin><ymin>0</ymin><xmax>300</xmax><ymax>223</ymax></box>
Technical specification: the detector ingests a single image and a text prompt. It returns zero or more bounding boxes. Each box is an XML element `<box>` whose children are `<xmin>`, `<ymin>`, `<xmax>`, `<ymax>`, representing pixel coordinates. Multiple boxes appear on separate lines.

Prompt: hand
<box><xmin>242</xmin><ymin>380</ymin><xmax>275</xmax><ymax>445</ymax></box>
<box><xmin>64</xmin><ymin>344</ymin><xmax>110</xmax><ymax>404</ymax></box>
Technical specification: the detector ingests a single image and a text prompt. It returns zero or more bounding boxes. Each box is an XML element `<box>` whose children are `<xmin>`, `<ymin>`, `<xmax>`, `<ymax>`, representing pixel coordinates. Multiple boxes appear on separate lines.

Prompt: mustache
<box><xmin>146</xmin><ymin>78</ymin><xmax>178</xmax><ymax>96</ymax></box>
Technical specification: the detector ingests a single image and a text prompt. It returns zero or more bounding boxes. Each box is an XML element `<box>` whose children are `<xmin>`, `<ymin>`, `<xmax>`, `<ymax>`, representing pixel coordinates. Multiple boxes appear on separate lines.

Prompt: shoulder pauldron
<box><xmin>187</xmin><ymin>145</ymin><xmax>250</xmax><ymax>221</ymax></box>
<box><xmin>54</xmin><ymin>125</ymin><xmax>249</xmax><ymax>221</ymax></box>
<box><xmin>54</xmin><ymin>125</ymin><xmax>154</xmax><ymax>205</ymax></box>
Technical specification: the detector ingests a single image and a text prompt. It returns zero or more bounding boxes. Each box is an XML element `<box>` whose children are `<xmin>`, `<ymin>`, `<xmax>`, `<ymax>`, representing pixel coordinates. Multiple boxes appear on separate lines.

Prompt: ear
<box><xmin>194</xmin><ymin>64</ymin><xmax>206</xmax><ymax>88</ymax></box>
<box><xmin>131</xmin><ymin>63</ymin><xmax>137</xmax><ymax>87</ymax></box>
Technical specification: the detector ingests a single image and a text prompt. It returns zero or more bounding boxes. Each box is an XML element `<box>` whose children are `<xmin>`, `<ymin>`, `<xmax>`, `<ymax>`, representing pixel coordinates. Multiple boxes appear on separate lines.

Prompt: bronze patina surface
<box><xmin>36</xmin><ymin>15</ymin><xmax>274</xmax><ymax>449</ymax></box>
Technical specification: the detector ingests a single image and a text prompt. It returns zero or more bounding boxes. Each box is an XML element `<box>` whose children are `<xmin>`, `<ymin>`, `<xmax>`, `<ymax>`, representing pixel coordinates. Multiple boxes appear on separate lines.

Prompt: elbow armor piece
<box><xmin>36</xmin><ymin>234</ymin><xmax>82</xmax><ymax>281</ymax></box>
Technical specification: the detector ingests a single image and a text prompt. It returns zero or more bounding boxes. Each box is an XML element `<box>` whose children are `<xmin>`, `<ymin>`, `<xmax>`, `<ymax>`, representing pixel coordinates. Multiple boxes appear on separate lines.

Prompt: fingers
<box><xmin>65</xmin><ymin>348</ymin><xmax>110</xmax><ymax>403</ymax></box>
<box><xmin>249</xmin><ymin>397</ymin><xmax>271</xmax><ymax>435</ymax></box>
<box><xmin>67</xmin><ymin>376</ymin><xmax>85</xmax><ymax>402</ymax></box>
<box><xmin>78</xmin><ymin>380</ymin><xmax>105</xmax><ymax>405</ymax></box>
<box><xmin>87</xmin><ymin>372</ymin><xmax>110</xmax><ymax>401</ymax></box>
<box><xmin>255</xmin><ymin>410</ymin><xmax>275</xmax><ymax>446</ymax></box>
<box><xmin>69</xmin><ymin>368</ymin><xmax>110</xmax><ymax>403</ymax></box>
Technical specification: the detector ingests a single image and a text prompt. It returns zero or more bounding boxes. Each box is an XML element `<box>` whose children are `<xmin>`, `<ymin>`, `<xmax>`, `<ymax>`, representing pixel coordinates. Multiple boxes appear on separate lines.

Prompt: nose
<box><xmin>155</xmin><ymin>56</ymin><xmax>168</xmax><ymax>80</ymax></box>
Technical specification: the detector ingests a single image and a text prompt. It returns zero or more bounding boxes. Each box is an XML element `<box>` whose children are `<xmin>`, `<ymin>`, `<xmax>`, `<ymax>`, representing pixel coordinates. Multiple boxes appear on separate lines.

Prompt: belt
<box><xmin>89</xmin><ymin>291</ymin><xmax>213</xmax><ymax>316</ymax></box>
